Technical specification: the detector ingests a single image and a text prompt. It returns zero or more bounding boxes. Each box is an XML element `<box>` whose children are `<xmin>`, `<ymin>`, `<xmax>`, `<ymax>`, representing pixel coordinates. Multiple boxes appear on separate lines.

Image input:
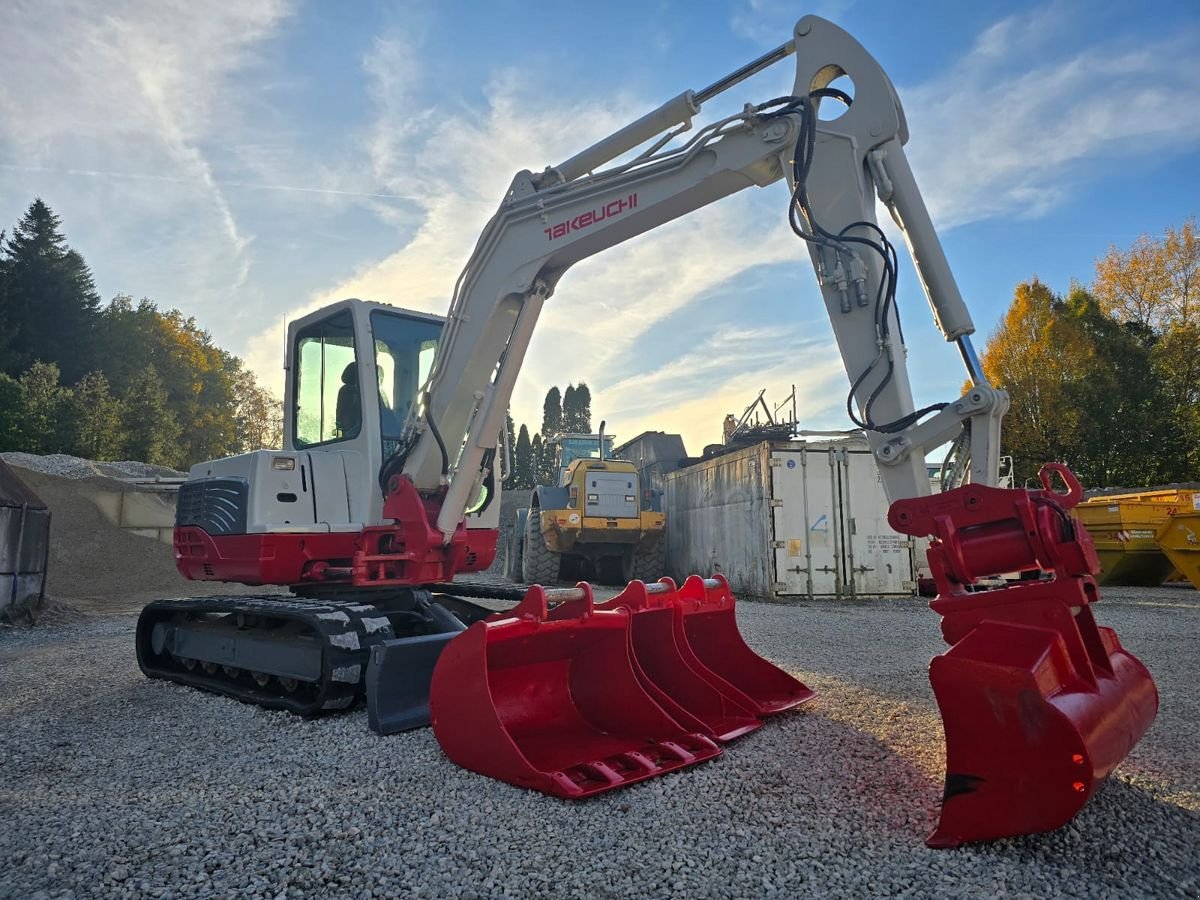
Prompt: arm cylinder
<box><xmin>878</xmin><ymin>143</ymin><xmax>976</xmax><ymax>342</ymax></box>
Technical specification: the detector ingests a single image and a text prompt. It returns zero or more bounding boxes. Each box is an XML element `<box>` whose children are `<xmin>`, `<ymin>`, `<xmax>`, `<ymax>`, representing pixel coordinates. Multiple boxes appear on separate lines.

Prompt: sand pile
<box><xmin>9</xmin><ymin>466</ymin><xmax>247</xmax><ymax>615</ymax></box>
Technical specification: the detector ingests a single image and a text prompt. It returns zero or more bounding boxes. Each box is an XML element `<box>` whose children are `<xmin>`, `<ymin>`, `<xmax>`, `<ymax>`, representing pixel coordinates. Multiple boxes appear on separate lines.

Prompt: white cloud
<box><xmin>0</xmin><ymin>0</ymin><xmax>292</xmax><ymax>321</ymax></box>
<box><xmin>900</xmin><ymin>8</ymin><xmax>1200</xmax><ymax>227</ymax></box>
<box><xmin>242</xmin><ymin>49</ymin><xmax>829</xmax><ymax>450</ymax></box>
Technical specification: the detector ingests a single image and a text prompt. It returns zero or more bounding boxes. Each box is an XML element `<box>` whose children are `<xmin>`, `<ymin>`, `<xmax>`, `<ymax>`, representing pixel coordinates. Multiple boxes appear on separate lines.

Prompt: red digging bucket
<box><xmin>428</xmin><ymin>582</ymin><xmax>720</xmax><ymax>799</ymax></box>
<box><xmin>890</xmin><ymin>463</ymin><xmax>1159</xmax><ymax>847</ymax></box>
<box><xmin>673</xmin><ymin>574</ymin><xmax>815</xmax><ymax>716</ymax></box>
<box><xmin>595</xmin><ymin>579</ymin><xmax>763</xmax><ymax>742</ymax></box>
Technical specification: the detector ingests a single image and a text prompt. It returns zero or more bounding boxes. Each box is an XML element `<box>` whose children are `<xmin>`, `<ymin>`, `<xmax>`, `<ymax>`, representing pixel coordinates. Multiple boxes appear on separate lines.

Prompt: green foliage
<box><xmin>570</xmin><ymin>382</ymin><xmax>592</xmax><ymax>433</ymax></box>
<box><xmin>540</xmin><ymin>387</ymin><xmax>562</xmax><ymax>438</ymax></box>
<box><xmin>17</xmin><ymin>361</ymin><xmax>66</xmax><ymax>454</ymax></box>
<box><xmin>530</xmin><ymin>433</ymin><xmax>544</xmax><ymax>490</ymax></box>
<box><xmin>0</xmin><ymin>199</ymin><xmax>101</xmax><ymax>382</ymax></box>
<box><xmin>510</xmin><ymin>424</ymin><xmax>534</xmax><ymax>490</ymax></box>
<box><xmin>122</xmin><ymin>366</ymin><xmax>183</xmax><ymax>468</ymax></box>
<box><xmin>63</xmin><ymin>371</ymin><xmax>125</xmax><ymax>460</ymax></box>
<box><xmin>0</xmin><ymin>202</ymin><xmax>284</xmax><ymax>467</ymax></box>
<box><xmin>0</xmin><ymin>373</ymin><xmax>22</xmax><ymax>451</ymax></box>
<box><xmin>982</xmin><ymin>234</ymin><xmax>1200</xmax><ymax>488</ymax></box>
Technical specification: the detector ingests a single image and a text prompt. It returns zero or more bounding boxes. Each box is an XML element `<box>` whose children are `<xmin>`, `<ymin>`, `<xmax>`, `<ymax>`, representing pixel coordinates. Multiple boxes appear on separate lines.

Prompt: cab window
<box><xmin>294</xmin><ymin>310</ymin><xmax>359</xmax><ymax>447</ymax></box>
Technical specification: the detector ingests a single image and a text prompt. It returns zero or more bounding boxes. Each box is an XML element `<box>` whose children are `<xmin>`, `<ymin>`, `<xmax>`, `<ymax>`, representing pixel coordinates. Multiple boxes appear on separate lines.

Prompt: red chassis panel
<box><xmin>174</xmin><ymin>477</ymin><xmax>498</xmax><ymax>588</ymax></box>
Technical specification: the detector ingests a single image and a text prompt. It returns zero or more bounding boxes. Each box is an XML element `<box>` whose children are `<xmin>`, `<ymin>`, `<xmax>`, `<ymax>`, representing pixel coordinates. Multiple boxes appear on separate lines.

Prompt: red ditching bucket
<box><xmin>428</xmin><ymin>583</ymin><xmax>721</xmax><ymax>799</ymax></box>
<box><xmin>594</xmin><ymin>578</ymin><xmax>764</xmax><ymax>742</ymax></box>
<box><xmin>890</xmin><ymin>463</ymin><xmax>1159</xmax><ymax>848</ymax></box>
<box><xmin>672</xmin><ymin>574</ymin><xmax>815</xmax><ymax>716</ymax></box>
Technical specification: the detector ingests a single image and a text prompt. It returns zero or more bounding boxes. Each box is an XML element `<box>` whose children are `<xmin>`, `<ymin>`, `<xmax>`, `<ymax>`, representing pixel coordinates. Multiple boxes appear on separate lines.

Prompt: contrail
<box><xmin>0</xmin><ymin>162</ymin><xmax>423</xmax><ymax>202</ymax></box>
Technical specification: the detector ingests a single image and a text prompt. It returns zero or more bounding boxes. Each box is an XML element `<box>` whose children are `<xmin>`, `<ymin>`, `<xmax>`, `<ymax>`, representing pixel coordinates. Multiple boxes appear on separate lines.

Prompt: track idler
<box><xmin>889</xmin><ymin>463</ymin><xmax>1158</xmax><ymax>847</ymax></box>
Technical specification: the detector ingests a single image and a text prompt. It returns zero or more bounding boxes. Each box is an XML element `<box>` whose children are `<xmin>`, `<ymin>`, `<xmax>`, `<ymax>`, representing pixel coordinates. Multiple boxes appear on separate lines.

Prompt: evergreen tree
<box><xmin>64</xmin><ymin>371</ymin><xmax>125</xmax><ymax>460</ymax></box>
<box><xmin>122</xmin><ymin>366</ymin><xmax>183</xmax><ymax>468</ymax></box>
<box><xmin>18</xmin><ymin>361</ymin><xmax>66</xmax><ymax>454</ymax></box>
<box><xmin>0</xmin><ymin>199</ymin><xmax>101</xmax><ymax>381</ymax></box>
<box><xmin>0</xmin><ymin>373</ymin><xmax>21</xmax><ymax>451</ymax></box>
<box><xmin>530</xmin><ymin>433</ymin><xmax>544</xmax><ymax>487</ymax></box>
<box><xmin>540</xmin><ymin>387</ymin><xmax>562</xmax><ymax>439</ymax></box>
<box><xmin>512</xmin><ymin>424</ymin><xmax>533</xmax><ymax>489</ymax></box>
<box><xmin>573</xmin><ymin>382</ymin><xmax>592</xmax><ymax>433</ymax></box>
<box><xmin>562</xmin><ymin>385</ymin><xmax>578</xmax><ymax>432</ymax></box>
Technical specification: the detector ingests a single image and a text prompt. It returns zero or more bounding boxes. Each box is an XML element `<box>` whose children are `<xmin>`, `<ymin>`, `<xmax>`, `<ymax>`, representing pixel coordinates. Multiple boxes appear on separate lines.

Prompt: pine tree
<box><xmin>573</xmin><ymin>382</ymin><xmax>592</xmax><ymax>433</ymax></box>
<box><xmin>0</xmin><ymin>373</ymin><xmax>21</xmax><ymax>451</ymax></box>
<box><xmin>0</xmin><ymin>199</ymin><xmax>101</xmax><ymax>381</ymax></box>
<box><xmin>530</xmin><ymin>433</ymin><xmax>544</xmax><ymax>487</ymax></box>
<box><xmin>562</xmin><ymin>385</ymin><xmax>578</xmax><ymax>432</ymax></box>
<box><xmin>513</xmin><ymin>424</ymin><xmax>533</xmax><ymax>489</ymax></box>
<box><xmin>122</xmin><ymin>366</ymin><xmax>183</xmax><ymax>467</ymax></box>
<box><xmin>540</xmin><ymin>387</ymin><xmax>563</xmax><ymax>439</ymax></box>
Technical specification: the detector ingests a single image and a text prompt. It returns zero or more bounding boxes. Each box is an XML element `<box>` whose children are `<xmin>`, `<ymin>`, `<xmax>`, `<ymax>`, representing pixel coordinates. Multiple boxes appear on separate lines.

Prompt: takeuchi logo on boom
<box><xmin>544</xmin><ymin>193</ymin><xmax>639</xmax><ymax>241</ymax></box>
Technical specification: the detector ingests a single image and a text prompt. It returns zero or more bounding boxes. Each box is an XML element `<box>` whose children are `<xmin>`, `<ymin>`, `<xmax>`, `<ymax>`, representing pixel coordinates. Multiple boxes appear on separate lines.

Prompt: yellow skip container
<box><xmin>1073</xmin><ymin>489</ymin><xmax>1200</xmax><ymax>587</ymax></box>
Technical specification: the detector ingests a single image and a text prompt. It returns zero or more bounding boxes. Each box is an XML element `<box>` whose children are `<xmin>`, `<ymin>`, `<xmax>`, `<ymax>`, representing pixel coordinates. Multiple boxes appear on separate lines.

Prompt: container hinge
<box><xmin>902</xmin><ymin>580</ymin><xmax>917</xmax><ymax>591</ymax></box>
<box><xmin>901</xmin><ymin>538</ymin><xmax>915</xmax><ymax>549</ymax></box>
<box><xmin>769</xmin><ymin>499</ymin><xmax>784</xmax><ymax>508</ymax></box>
<box><xmin>770</xmin><ymin>582</ymin><xmax>789</xmax><ymax>593</ymax></box>
<box><xmin>770</xmin><ymin>540</ymin><xmax>786</xmax><ymax>549</ymax></box>
<box><xmin>769</xmin><ymin>457</ymin><xmax>783</xmax><ymax>467</ymax></box>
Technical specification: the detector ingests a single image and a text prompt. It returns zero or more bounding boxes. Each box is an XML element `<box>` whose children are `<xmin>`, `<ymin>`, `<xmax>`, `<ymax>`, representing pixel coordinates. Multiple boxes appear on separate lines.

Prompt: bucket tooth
<box><xmin>889</xmin><ymin>463</ymin><xmax>1159</xmax><ymax>847</ymax></box>
<box><xmin>429</xmin><ymin>583</ymin><xmax>720</xmax><ymax>798</ymax></box>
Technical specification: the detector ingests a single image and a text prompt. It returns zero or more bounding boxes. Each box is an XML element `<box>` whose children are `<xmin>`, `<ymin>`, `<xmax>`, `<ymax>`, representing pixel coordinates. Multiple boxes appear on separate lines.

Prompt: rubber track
<box><xmin>136</xmin><ymin>594</ymin><xmax>402</xmax><ymax>717</ymax></box>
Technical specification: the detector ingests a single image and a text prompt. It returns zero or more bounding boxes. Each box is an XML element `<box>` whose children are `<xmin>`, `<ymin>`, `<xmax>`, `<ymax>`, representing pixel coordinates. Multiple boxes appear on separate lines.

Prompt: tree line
<box><xmin>504</xmin><ymin>383</ymin><xmax>594</xmax><ymax>490</ymax></box>
<box><xmin>980</xmin><ymin>218</ymin><xmax>1198</xmax><ymax>488</ymax></box>
<box><xmin>0</xmin><ymin>199</ymin><xmax>282</xmax><ymax>469</ymax></box>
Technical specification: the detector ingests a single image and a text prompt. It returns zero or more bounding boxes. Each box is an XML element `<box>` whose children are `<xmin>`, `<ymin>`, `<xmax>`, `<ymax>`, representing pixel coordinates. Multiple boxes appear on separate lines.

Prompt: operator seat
<box><xmin>335</xmin><ymin>362</ymin><xmax>361</xmax><ymax>437</ymax></box>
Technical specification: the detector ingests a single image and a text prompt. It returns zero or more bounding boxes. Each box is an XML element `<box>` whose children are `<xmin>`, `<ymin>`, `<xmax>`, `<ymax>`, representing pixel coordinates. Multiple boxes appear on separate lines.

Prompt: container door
<box><xmin>770</xmin><ymin>449</ymin><xmax>841</xmax><ymax>597</ymax></box>
<box><xmin>840</xmin><ymin>449</ymin><xmax>914</xmax><ymax>596</ymax></box>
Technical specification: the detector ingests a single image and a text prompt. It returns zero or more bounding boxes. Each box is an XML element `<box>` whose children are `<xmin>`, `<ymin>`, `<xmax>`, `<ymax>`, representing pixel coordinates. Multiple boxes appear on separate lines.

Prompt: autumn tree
<box><xmin>980</xmin><ymin>281</ymin><xmax>1091</xmax><ymax>483</ymax></box>
<box><xmin>1093</xmin><ymin>218</ymin><xmax>1200</xmax><ymax>477</ymax></box>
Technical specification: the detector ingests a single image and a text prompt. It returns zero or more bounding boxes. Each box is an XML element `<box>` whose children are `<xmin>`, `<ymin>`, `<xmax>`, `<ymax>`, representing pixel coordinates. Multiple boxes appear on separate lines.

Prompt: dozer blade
<box><xmin>594</xmin><ymin>579</ymin><xmax>763</xmax><ymax>742</ymax></box>
<box><xmin>890</xmin><ymin>463</ymin><xmax>1159</xmax><ymax>848</ymax></box>
<box><xmin>429</xmin><ymin>583</ymin><xmax>720</xmax><ymax>798</ymax></box>
<box><xmin>366</xmin><ymin>597</ymin><xmax>468</xmax><ymax>735</ymax></box>
<box><xmin>673</xmin><ymin>574</ymin><xmax>815</xmax><ymax>716</ymax></box>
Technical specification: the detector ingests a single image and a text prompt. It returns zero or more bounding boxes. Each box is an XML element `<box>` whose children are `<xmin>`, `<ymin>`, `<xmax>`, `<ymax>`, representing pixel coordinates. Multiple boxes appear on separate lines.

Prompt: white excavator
<box><xmin>137</xmin><ymin>16</ymin><xmax>1156</xmax><ymax>847</ymax></box>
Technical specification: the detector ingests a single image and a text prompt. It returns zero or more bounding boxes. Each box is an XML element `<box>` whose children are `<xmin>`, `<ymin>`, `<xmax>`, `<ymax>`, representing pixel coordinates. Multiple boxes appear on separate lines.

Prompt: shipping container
<box><xmin>664</xmin><ymin>438</ymin><xmax>916</xmax><ymax>600</ymax></box>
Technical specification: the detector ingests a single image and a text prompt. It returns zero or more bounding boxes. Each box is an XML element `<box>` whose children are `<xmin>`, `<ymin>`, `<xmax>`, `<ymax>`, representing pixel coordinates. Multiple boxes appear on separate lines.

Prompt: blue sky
<box><xmin>1</xmin><ymin>0</ymin><xmax>1198</xmax><ymax>454</ymax></box>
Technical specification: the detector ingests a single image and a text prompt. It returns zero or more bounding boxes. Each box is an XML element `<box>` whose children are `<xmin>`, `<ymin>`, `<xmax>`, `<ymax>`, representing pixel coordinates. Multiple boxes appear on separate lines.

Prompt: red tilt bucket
<box><xmin>428</xmin><ymin>582</ymin><xmax>720</xmax><ymax>798</ymax></box>
<box><xmin>889</xmin><ymin>463</ymin><xmax>1159</xmax><ymax>847</ymax></box>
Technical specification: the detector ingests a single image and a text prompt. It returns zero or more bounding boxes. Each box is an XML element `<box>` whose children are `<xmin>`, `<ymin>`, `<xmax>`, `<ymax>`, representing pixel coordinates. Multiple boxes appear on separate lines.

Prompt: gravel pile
<box><xmin>1</xmin><ymin>452</ymin><xmax>184</xmax><ymax>481</ymax></box>
<box><xmin>1</xmin><ymin>586</ymin><xmax>1195</xmax><ymax>898</ymax></box>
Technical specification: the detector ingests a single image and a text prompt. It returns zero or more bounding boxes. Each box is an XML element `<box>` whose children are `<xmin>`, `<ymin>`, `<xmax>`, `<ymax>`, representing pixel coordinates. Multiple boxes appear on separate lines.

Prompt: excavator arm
<box><xmin>398</xmin><ymin>15</ymin><xmax>1008</xmax><ymax>542</ymax></box>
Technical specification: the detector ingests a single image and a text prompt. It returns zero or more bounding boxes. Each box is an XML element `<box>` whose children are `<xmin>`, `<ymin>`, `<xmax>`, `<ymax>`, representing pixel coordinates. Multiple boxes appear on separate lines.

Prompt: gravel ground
<box><xmin>1</xmin><ymin>586</ymin><xmax>1196</xmax><ymax>899</ymax></box>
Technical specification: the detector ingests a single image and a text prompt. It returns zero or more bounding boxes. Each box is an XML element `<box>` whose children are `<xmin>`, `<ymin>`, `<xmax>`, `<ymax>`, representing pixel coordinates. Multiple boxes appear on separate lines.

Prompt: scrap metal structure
<box><xmin>136</xmin><ymin>16</ymin><xmax>1157</xmax><ymax>847</ymax></box>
